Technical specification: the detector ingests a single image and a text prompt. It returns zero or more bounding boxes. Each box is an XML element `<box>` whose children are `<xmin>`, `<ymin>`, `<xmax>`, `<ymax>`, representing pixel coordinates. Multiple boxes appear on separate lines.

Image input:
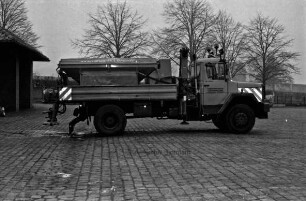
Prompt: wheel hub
<box><xmin>234</xmin><ymin>112</ymin><xmax>248</xmax><ymax>126</ymax></box>
<box><xmin>104</xmin><ymin>114</ymin><xmax>118</xmax><ymax>128</ymax></box>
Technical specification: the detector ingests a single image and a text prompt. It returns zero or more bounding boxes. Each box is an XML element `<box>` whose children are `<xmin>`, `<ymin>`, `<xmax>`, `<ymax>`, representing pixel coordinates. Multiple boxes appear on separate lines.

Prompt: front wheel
<box><xmin>226</xmin><ymin>104</ymin><xmax>255</xmax><ymax>134</ymax></box>
<box><xmin>94</xmin><ymin>105</ymin><xmax>126</xmax><ymax>135</ymax></box>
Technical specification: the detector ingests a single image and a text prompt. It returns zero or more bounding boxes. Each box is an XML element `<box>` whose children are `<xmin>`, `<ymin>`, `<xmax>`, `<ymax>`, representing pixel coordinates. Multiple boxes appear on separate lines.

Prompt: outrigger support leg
<box><xmin>43</xmin><ymin>101</ymin><xmax>60</xmax><ymax>126</ymax></box>
<box><xmin>68</xmin><ymin>105</ymin><xmax>87</xmax><ymax>136</ymax></box>
<box><xmin>180</xmin><ymin>96</ymin><xmax>189</xmax><ymax>125</ymax></box>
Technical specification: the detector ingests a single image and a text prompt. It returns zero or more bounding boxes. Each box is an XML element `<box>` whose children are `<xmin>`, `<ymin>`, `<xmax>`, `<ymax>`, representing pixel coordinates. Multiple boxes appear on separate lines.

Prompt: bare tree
<box><xmin>245</xmin><ymin>14</ymin><xmax>300</xmax><ymax>98</ymax></box>
<box><xmin>73</xmin><ymin>1</ymin><xmax>150</xmax><ymax>58</ymax></box>
<box><xmin>0</xmin><ymin>0</ymin><xmax>39</xmax><ymax>47</ymax></box>
<box><xmin>152</xmin><ymin>0</ymin><xmax>215</xmax><ymax>75</ymax></box>
<box><xmin>210</xmin><ymin>10</ymin><xmax>247</xmax><ymax>78</ymax></box>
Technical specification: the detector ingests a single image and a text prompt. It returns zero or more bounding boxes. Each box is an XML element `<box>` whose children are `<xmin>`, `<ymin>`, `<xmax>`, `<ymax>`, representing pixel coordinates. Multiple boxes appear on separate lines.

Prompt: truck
<box><xmin>45</xmin><ymin>47</ymin><xmax>270</xmax><ymax>136</ymax></box>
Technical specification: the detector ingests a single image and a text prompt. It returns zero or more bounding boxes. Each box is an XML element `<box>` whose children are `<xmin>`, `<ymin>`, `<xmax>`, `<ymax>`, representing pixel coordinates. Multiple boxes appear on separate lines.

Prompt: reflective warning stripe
<box><xmin>59</xmin><ymin>87</ymin><xmax>72</xmax><ymax>101</ymax></box>
<box><xmin>249</xmin><ymin>88</ymin><xmax>262</xmax><ymax>101</ymax></box>
<box><xmin>238</xmin><ymin>87</ymin><xmax>262</xmax><ymax>102</ymax></box>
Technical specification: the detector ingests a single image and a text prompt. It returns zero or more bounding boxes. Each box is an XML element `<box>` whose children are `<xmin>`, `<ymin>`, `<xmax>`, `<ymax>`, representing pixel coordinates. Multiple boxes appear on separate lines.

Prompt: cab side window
<box><xmin>206</xmin><ymin>63</ymin><xmax>216</xmax><ymax>80</ymax></box>
<box><xmin>206</xmin><ymin>62</ymin><xmax>225</xmax><ymax>80</ymax></box>
<box><xmin>217</xmin><ymin>63</ymin><xmax>225</xmax><ymax>79</ymax></box>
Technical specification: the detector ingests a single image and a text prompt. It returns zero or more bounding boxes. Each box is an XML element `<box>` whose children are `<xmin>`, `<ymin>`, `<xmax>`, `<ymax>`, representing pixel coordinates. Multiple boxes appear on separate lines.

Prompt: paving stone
<box><xmin>0</xmin><ymin>104</ymin><xmax>306</xmax><ymax>200</ymax></box>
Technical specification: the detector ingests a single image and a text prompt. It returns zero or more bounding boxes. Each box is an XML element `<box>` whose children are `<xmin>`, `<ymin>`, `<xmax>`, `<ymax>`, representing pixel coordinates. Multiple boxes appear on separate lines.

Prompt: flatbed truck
<box><xmin>46</xmin><ymin>48</ymin><xmax>269</xmax><ymax>135</ymax></box>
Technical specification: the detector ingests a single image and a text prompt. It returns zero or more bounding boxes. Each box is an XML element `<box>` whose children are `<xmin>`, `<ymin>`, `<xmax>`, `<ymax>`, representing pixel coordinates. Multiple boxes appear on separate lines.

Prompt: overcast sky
<box><xmin>25</xmin><ymin>0</ymin><xmax>306</xmax><ymax>84</ymax></box>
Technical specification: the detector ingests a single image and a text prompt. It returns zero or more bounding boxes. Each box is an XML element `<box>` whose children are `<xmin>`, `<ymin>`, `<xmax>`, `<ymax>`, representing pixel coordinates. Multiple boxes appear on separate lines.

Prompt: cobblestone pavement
<box><xmin>0</xmin><ymin>103</ymin><xmax>305</xmax><ymax>201</ymax></box>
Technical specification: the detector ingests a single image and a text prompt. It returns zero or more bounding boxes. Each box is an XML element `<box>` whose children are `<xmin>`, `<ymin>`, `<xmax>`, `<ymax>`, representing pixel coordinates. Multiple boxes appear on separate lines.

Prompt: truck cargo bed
<box><xmin>59</xmin><ymin>84</ymin><xmax>177</xmax><ymax>102</ymax></box>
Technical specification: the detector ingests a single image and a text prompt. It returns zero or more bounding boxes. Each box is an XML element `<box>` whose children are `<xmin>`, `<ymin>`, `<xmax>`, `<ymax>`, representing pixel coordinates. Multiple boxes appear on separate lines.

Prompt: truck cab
<box><xmin>187</xmin><ymin>56</ymin><xmax>269</xmax><ymax>133</ymax></box>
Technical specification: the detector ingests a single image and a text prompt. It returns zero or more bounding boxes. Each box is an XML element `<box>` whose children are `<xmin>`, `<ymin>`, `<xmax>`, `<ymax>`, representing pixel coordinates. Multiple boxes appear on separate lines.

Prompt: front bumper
<box><xmin>257</xmin><ymin>102</ymin><xmax>270</xmax><ymax>119</ymax></box>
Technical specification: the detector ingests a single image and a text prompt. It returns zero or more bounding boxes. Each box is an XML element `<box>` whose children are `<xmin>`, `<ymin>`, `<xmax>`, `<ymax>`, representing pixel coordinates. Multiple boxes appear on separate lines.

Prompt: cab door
<box><xmin>199</xmin><ymin>62</ymin><xmax>228</xmax><ymax>107</ymax></box>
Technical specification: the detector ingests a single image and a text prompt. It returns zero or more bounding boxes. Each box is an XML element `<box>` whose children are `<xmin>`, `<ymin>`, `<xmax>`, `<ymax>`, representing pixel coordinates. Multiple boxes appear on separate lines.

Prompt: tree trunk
<box><xmin>262</xmin><ymin>81</ymin><xmax>266</xmax><ymax>102</ymax></box>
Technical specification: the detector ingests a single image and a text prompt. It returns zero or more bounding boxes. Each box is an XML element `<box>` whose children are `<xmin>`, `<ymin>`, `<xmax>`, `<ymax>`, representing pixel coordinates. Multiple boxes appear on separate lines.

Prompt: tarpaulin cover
<box><xmin>81</xmin><ymin>70</ymin><xmax>138</xmax><ymax>86</ymax></box>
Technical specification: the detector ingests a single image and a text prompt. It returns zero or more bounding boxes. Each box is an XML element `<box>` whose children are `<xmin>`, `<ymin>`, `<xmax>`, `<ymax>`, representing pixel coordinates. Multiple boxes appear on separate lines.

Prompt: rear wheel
<box><xmin>94</xmin><ymin>105</ymin><xmax>126</xmax><ymax>135</ymax></box>
<box><xmin>226</xmin><ymin>104</ymin><xmax>255</xmax><ymax>134</ymax></box>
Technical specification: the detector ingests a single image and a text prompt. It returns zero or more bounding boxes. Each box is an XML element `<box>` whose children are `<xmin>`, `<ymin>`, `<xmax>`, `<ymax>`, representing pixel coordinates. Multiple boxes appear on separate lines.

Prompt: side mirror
<box><xmin>219</xmin><ymin>49</ymin><xmax>224</xmax><ymax>61</ymax></box>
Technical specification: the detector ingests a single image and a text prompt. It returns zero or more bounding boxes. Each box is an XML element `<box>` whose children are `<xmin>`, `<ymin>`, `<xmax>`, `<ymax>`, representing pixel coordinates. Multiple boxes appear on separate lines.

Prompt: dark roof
<box><xmin>0</xmin><ymin>28</ymin><xmax>49</xmax><ymax>61</ymax></box>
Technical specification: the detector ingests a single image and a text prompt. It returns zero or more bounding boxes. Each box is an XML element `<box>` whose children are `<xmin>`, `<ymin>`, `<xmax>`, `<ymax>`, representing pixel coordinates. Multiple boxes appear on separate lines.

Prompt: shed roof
<box><xmin>0</xmin><ymin>28</ymin><xmax>49</xmax><ymax>61</ymax></box>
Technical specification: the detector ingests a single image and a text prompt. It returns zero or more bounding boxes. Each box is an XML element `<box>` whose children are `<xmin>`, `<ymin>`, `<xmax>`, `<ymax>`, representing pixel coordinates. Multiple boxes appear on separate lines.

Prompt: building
<box><xmin>0</xmin><ymin>28</ymin><xmax>49</xmax><ymax>111</ymax></box>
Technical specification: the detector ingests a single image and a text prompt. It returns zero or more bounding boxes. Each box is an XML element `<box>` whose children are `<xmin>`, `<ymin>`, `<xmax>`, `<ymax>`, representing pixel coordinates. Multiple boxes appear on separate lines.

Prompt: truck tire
<box><xmin>94</xmin><ymin>105</ymin><xmax>126</xmax><ymax>135</ymax></box>
<box><xmin>226</xmin><ymin>104</ymin><xmax>255</xmax><ymax>134</ymax></box>
<box><xmin>212</xmin><ymin>115</ymin><xmax>228</xmax><ymax>131</ymax></box>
